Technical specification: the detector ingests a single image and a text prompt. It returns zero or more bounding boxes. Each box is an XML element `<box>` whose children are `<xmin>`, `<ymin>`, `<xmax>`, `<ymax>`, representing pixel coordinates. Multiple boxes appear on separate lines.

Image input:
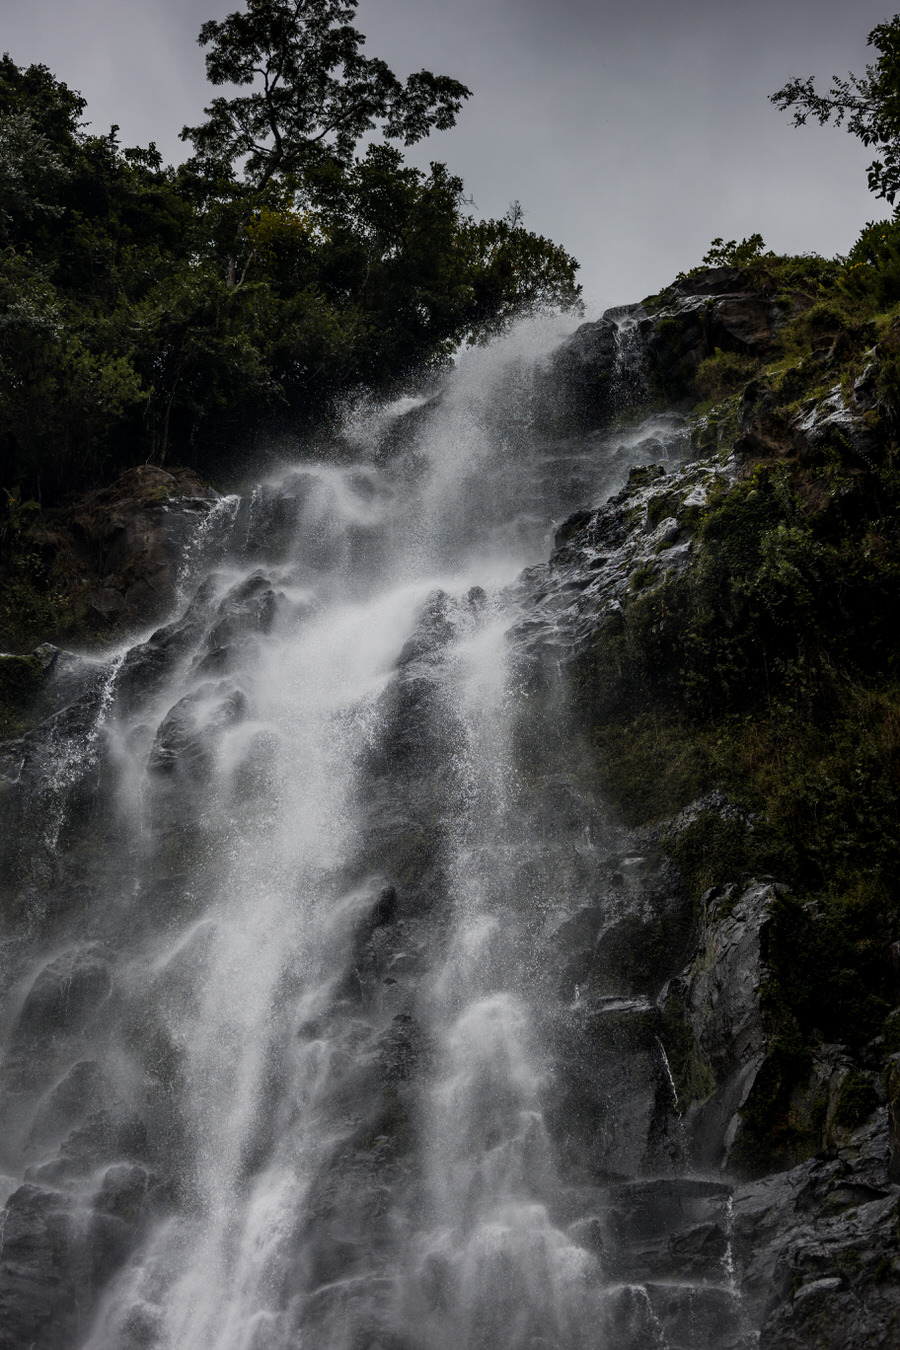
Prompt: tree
<box><xmin>771</xmin><ymin>15</ymin><xmax>900</xmax><ymax>203</ymax></box>
<box><xmin>700</xmin><ymin>234</ymin><xmax>771</xmax><ymax>267</ymax></box>
<box><xmin>0</xmin><ymin>56</ymin><xmax>81</xmax><ymax>241</ymax></box>
<box><xmin>181</xmin><ymin>0</ymin><xmax>471</xmax><ymax>285</ymax></box>
<box><xmin>458</xmin><ymin>216</ymin><xmax>581</xmax><ymax>336</ymax></box>
<box><xmin>0</xmin><ymin>21</ymin><xmax>581</xmax><ymax>501</ymax></box>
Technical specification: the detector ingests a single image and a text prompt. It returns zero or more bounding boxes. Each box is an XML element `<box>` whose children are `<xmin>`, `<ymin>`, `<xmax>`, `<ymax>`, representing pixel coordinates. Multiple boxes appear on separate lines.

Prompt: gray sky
<box><xmin>4</xmin><ymin>0</ymin><xmax>897</xmax><ymax>312</ymax></box>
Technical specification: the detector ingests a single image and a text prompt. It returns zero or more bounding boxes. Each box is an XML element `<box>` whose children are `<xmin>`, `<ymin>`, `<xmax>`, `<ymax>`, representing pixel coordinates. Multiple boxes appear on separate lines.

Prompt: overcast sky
<box><xmin>4</xmin><ymin>0</ymin><xmax>898</xmax><ymax>313</ymax></box>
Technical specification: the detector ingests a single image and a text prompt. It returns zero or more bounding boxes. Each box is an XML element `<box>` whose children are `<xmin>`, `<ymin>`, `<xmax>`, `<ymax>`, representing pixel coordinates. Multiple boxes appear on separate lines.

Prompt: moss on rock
<box><xmin>0</xmin><ymin>652</ymin><xmax>46</xmax><ymax>738</ymax></box>
<box><xmin>833</xmin><ymin>1071</ymin><xmax>879</xmax><ymax>1130</ymax></box>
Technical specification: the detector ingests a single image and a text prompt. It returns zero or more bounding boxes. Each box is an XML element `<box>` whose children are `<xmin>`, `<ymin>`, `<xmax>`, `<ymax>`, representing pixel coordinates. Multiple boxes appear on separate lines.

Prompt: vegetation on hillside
<box><xmin>573</xmin><ymin>213</ymin><xmax>900</xmax><ymax>1166</ymax></box>
<box><xmin>1</xmin><ymin>0</ymin><xmax>581</xmax><ymax>657</ymax></box>
<box><xmin>519</xmin><ymin>19</ymin><xmax>900</xmax><ymax>1168</ymax></box>
<box><xmin>0</xmin><ymin>0</ymin><xmax>581</xmax><ymax>507</ymax></box>
<box><xmin>574</xmin><ymin>8</ymin><xmax>900</xmax><ymax>1169</ymax></box>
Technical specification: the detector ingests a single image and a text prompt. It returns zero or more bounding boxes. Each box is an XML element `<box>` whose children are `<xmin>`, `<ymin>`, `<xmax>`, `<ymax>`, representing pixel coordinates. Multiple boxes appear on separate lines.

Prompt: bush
<box><xmin>695</xmin><ymin>349</ymin><xmax>762</xmax><ymax>401</ymax></box>
<box><xmin>839</xmin><ymin>217</ymin><xmax>900</xmax><ymax>308</ymax></box>
<box><xmin>701</xmin><ymin>234</ymin><xmax>772</xmax><ymax>267</ymax></box>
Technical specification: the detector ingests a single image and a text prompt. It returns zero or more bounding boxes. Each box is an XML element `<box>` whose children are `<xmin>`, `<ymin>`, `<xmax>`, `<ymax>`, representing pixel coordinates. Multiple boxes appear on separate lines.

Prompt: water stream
<box><xmin>0</xmin><ymin>317</ymin><xmax>748</xmax><ymax>1350</ymax></box>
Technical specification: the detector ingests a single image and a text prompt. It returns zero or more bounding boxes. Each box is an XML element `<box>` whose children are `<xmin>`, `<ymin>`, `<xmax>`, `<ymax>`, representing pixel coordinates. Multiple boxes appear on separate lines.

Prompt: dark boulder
<box><xmin>147</xmin><ymin>682</ymin><xmax>248</xmax><ymax>779</ymax></box>
<box><xmin>64</xmin><ymin>465</ymin><xmax>218</xmax><ymax>630</ymax></box>
<box><xmin>0</xmin><ymin>1184</ymin><xmax>83</xmax><ymax>1350</ymax></box>
<box><xmin>14</xmin><ymin>951</ymin><xmax>112</xmax><ymax>1046</ymax></box>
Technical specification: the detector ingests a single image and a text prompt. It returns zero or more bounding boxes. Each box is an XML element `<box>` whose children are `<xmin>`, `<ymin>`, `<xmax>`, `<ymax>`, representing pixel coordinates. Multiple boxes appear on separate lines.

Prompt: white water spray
<box><xmin>0</xmin><ymin>316</ymin><xmax>740</xmax><ymax>1350</ymax></box>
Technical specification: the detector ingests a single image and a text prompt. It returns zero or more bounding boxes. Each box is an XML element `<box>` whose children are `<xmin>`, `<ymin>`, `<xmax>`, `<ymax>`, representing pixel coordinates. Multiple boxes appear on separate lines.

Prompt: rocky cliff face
<box><xmin>1</xmin><ymin>270</ymin><xmax>899</xmax><ymax>1349</ymax></box>
<box><xmin>64</xmin><ymin>466</ymin><xmax>219</xmax><ymax>628</ymax></box>
<box><xmin>507</xmin><ymin>266</ymin><xmax>900</xmax><ymax>1345</ymax></box>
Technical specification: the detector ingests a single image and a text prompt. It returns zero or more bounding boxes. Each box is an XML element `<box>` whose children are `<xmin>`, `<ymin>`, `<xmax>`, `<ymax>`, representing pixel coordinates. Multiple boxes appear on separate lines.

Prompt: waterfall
<box><xmin>0</xmin><ymin>316</ymin><xmax>750</xmax><ymax>1350</ymax></box>
<box><xmin>606</xmin><ymin>305</ymin><xmax>649</xmax><ymax>412</ymax></box>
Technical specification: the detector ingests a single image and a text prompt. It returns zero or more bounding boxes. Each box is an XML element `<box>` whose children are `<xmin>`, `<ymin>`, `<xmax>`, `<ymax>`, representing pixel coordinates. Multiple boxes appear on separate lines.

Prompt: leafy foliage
<box><xmin>695</xmin><ymin>349</ymin><xmax>763</xmax><ymax>401</ymax></box>
<box><xmin>181</xmin><ymin>0</ymin><xmax>471</xmax><ymax>188</ymax></box>
<box><xmin>701</xmin><ymin>234</ymin><xmax>772</xmax><ymax>267</ymax></box>
<box><xmin>574</xmin><ymin>257</ymin><xmax>900</xmax><ymax>1143</ymax></box>
<box><xmin>838</xmin><ymin>216</ymin><xmax>900</xmax><ymax>308</ymax></box>
<box><xmin>771</xmin><ymin>14</ymin><xmax>900</xmax><ymax>203</ymax></box>
<box><xmin>0</xmin><ymin>10</ymin><xmax>580</xmax><ymax>501</ymax></box>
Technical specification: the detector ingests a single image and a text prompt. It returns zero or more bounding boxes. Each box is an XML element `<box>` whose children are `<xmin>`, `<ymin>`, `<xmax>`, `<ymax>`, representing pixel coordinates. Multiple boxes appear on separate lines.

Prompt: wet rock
<box><xmin>204</xmin><ymin>569</ymin><xmax>284</xmax><ymax>649</ymax></box>
<box><xmin>377</xmin><ymin>1012</ymin><xmax>431</xmax><ymax>1085</ymax></box>
<box><xmin>663</xmin><ymin>875</ymin><xmax>884</xmax><ymax>1185</ymax></box>
<box><xmin>547</xmin><ymin>996</ymin><xmax>680</xmax><ymax>1178</ymax></box>
<box><xmin>147</xmin><ymin>683</ymin><xmax>248</xmax><ymax>779</ymax></box>
<box><xmin>597</xmin><ymin>1282</ymin><xmax>668</xmax><ymax>1350</ymax></box>
<box><xmin>27</xmin><ymin>1108</ymin><xmax>149</xmax><ymax>1187</ymax></box>
<box><xmin>550</xmin><ymin>846</ymin><xmax>691</xmax><ymax>1004</ymax></box>
<box><xmin>509</xmin><ymin>449</ymin><xmax>727</xmax><ymax>665</ymax></box>
<box><xmin>395</xmin><ymin>590</ymin><xmax>457</xmax><ymax>668</ymax></box>
<box><xmin>65</xmin><ymin>465</ymin><xmax>217</xmax><ymax>629</ymax></box>
<box><xmin>654</xmin><ymin>879</ymin><xmax>804</xmax><ymax>1172</ymax></box>
<box><xmin>0</xmin><ymin>1184</ymin><xmax>83</xmax><ymax>1350</ymax></box>
<box><xmin>113</xmin><ymin>575</ymin><xmax>220</xmax><ymax>712</ymax></box>
<box><xmin>644</xmin><ymin>1281</ymin><xmax>746</xmax><ymax>1350</ymax></box>
<box><xmin>0</xmin><ymin>653</ymin><xmax>47</xmax><ymax>742</ymax></box>
<box><xmin>637</xmin><ymin>266</ymin><xmax>809</xmax><ymax>401</ymax></box>
<box><xmin>338</xmin><ymin>888</ymin><xmax>410</xmax><ymax>1007</ymax></box>
<box><xmin>26</xmin><ymin>1060</ymin><xmax>110</xmax><ymax>1150</ymax></box>
<box><xmin>0</xmin><ymin>1158</ymin><xmax>160</xmax><ymax>1350</ymax></box>
<box><xmin>544</xmin><ymin>318</ymin><xmax>621</xmax><ymax>431</ymax></box>
<box><xmin>34</xmin><ymin>645</ymin><xmax>89</xmax><ymax>713</ymax></box>
<box><xmin>370</xmin><ymin>885</ymin><xmax>399</xmax><ymax>929</ymax></box>
<box><xmin>595</xmin><ymin>1177</ymin><xmax>732</xmax><ymax>1285</ymax></box>
<box><xmin>0</xmin><ymin>676</ymin><xmax>108</xmax><ymax>828</ymax></box>
<box><xmin>231</xmin><ymin>478</ymin><xmax>313</xmax><ymax>563</ymax></box>
<box><xmin>735</xmin><ymin>369</ymin><xmax>887</xmax><ymax>494</ymax></box>
<box><xmin>731</xmin><ymin>1112</ymin><xmax>900</xmax><ymax>1349</ymax></box>
<box><xmin>358</xmin><ymin>591</ymin><xmax>465</xmax><ymax>849</ymax></box>
<box><xmin>75</xmin><ymin>1165</ymin><xmax>160</xmax><ymax>1313</ymax></box>
<box><xmin>14</xmin><ymin>951</ymin><xmax>112</xmax><ymax>1045</ymax></box>
<box><xmin>231</xmin><ymin>470</ymin><xmax>395</xmax><ymax>577</ymax></box>
<box><xmin>686</xmin><ymin>883</ymin><xmax>775</xmax><ymax>1143</ymax></box>
<box><xmin>791</xmin><ymin>384</ymin><xmax>884</xmax><ymax>470</ymax></box>
<box><xmin>669</xmin><ymin>266</ymin><xmax>749</xmax><ymax>298</ymax></box>
<box><xmin>886</xmin><ymin>1054</ymin><xmax>900</xmax><ymax>1180</ymax></box>
<box><xmin>542</xmin><ymin>302</ymin><xmax>655</xmax><ymax>433</ymax></box>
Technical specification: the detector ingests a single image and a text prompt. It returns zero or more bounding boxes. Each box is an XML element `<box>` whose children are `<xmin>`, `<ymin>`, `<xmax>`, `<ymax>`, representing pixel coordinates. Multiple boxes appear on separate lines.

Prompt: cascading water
<box><xmin>605</xmin><ymin>306</ymin><xmax>649</xmax><ymax>412</ymax></box>
<box><xmin>0</xmin><ymin>316</ymin><xmax>750</xmax><ymax>1350</ymax></box>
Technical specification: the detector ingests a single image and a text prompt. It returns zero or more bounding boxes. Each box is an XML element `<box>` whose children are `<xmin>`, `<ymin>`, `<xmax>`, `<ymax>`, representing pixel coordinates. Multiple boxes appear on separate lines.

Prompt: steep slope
<box><xmin>1</xmin><ymin>265</ymin><xmax>900</xmax><ymax>1349</ymax></box>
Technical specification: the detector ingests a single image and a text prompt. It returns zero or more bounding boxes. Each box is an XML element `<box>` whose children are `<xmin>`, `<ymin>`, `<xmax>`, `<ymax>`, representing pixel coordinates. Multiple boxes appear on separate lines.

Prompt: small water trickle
<box><xmin>174</xmin><ymin>492</ymin><xmax>241</xmax><ymax>603</ymax></box>
<box><xmin>653</xmin><ymin>1034</ymin><xmax>691</xmax><ymax>1175</ymax></box>
<box><xmin>37</xmin><ymin>650</ymin><xmax>126</xmax><ymax>859</ymax></box>
<box><xmin>609</xmin><ymin>307</ymin><xmax>649</xmax><ymax>412</ymax></box>
<box><xmin>724</xmin><ymin>1192</ymin><xmax>738</xmax><ymax>1291</ymax></box>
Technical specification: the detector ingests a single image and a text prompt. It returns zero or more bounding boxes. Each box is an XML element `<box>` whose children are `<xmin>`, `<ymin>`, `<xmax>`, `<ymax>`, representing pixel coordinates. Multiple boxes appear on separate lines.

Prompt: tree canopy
<box><xmin>182</xmin><ymin>0</ymin><xmax>471</xmax><ymax>189</ymax></box>
<box><xmin>0</xmin><ymin>3</ymin><xmax>581</xmax><ymax>502</ymax></box>
<box><xmin>771</xmin><ymin>14</ymin><xmax>900</xmax><ymax>203</ymax></box>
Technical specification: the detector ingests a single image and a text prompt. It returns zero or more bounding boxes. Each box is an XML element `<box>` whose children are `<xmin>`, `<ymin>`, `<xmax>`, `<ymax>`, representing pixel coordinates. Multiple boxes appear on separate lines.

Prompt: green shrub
<box><xmin>702</xmin><ymin>234</ymin><xmax>772</xmax><ymax>267</ymax></box>
<box><xmin>777</xmin><ymin>297</ymin><xmax>860</xmax><ymax>363</ymax></box>
<box><xmin>695</xmin><ymin>349</ymin><xmax>762</xmax><ymax>401</ymax></box>
<box><xmin>840</xmin><ymin>218</ymin><xmax>900</xmax><ymax>309</ymax></box>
